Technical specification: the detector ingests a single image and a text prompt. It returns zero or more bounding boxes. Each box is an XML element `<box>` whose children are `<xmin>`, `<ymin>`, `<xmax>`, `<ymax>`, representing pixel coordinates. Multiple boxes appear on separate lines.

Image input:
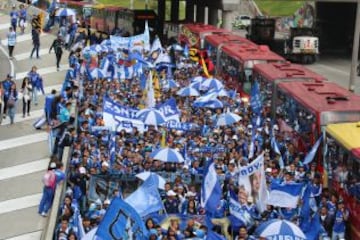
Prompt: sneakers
<box><xmin>27</xmin><ymin>113</ymin><xmax>30</xmax><ymax>116</ymax></box>
<box><xmin>57</xmin><ymin>67</ymin><xmax>60</xmax><ymax>72</ymax></box>
<box><xmin>40</xmin><ymin>212</ymin><xmax>48</xmax><ymax>217</ymax></box>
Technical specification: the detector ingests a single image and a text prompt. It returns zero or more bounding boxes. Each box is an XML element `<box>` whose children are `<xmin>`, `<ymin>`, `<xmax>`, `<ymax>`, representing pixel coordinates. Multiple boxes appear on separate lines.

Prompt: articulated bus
<box><xmin>218</xmin><ymin>43</ymin><xmax>285</xmax><ymax>97</ymax></box>
<box><xmin>178</xmin><ymin>23</ymin><xmax>230</xmax><ymax>49</ymax></box>
<box><xmin>203</xmin><ymin>33</ymin><xmax>256</xmax><ymax>69</ymax></box>
<box><xmin>253</xmin><ymin>62</ymin><xmax>327</xmax><ymax>118</ymax></box>
<box><xmin>325</xmin><ymin>122</ymin><xmax>360</xmax><ymax>240</ymax></box>
<box><xmin>274</xmin><ymin>81</ymin><xmax>360</xmax><ymax>155</ymax></box>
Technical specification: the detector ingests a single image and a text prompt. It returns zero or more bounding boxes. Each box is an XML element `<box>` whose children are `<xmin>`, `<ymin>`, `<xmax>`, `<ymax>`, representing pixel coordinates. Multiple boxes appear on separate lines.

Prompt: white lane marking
<box><xmin>1</xmin><ymin>84</ymin><xmax>62</xmax><ymax>125</ymax></box>
<box><xmin>14</xmin><ymin>48</ymin><xmax>50</xmax><ymax>61</ymax></box>
<box><xmin>0</xmin><ymin>193</ymin><xmax>42</xmax><ymax>215</ymax></box>
<box><xmin>0</xmin><ymin>23</ymin><xmax>11</xmax><ymax>30</ymax></box>
<box><xmin>16</xmin><ymin>64</ymin><xmax>69</xmax><ymax>80</ymax></box>
<box><xmin>0</xmin><ymin>132</ymin><xmax>47</xmax><ymax>152</ymax></box>
<box><xmin>1</xmin><ymin>32</ymin><xmax>48</xmax><ymax>45</ymax></box>
<box><xmin>2</xmin><ymin>109</ymin><xmax>44</xmax><ymax>126</ymax></box>
<box><xmin>0</xmin><ymin>37</ymin><xmax>15</xmax><ymax>79</ymax></box>
<box><xmin>0</xmin><ymin>158</ymin><xmax>48</xmax><ymax>181</ymax></box>
<box><xmin>5</xmin><ymin>231</ymin><xmax>43</xmax><ymax>240</ymax></box>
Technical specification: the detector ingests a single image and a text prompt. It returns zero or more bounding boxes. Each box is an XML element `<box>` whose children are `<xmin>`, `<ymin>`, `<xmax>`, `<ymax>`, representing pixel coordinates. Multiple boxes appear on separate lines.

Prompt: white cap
<box><xmin>247</xmin><ymin>196</ymin><xmax>254</xmax><ymax>203</ymax></box>
<box><xmin>50</xmin><ymin>162</ymin><xmax>57</xmax><ymax>169</ymax></box>
<box><xmin>95</xmin><ymin>199</ymin><xmax>102</xmax><ymax>206</ymax></box>
<box><xmin>79</xmin><ymin>166</ymin><xmax>86</xmax><ymax>174</ymax></box>
<box><xmin>247</xmin><ymin>124</ymin><xmax>253</xmax><ymax>129</ymax></box>
<box><xmin>265</xmin><ymin>168</ymin><xmax>272</xmax><ymax>173</ymax></box>
<box><xmin>102</xmin><ymin>161</ymin><xmax>109</xmax><ymax>168</ymax></box>
<box><xmin>167</xmin><ymin>190</ymin><xmax>177</xmax><ymax>196</ymax></box>
<box><xmin>186</xmin><ymin>191</ymin><xmax>197</xmax><ymax>197</ymax></box>
<box><xmin>104</xmin><ymin>199</ymin><xmax>111</xmax><ymax>205</ymax></box>
<box><xmin>232</xmin><ymin>135</ymin><xmax>238</xmax><ymax>140</ymax></box>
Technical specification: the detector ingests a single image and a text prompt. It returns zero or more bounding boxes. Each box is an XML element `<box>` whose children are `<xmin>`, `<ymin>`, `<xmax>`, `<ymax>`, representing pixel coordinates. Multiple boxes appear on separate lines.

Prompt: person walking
<box><xmin>19</xmin><ymin>4</ymin><xmax>27</xmax><ymax>34</ymax></box>
<box><xmin>28</xmin><ymin>66</ymin><xmax>44</xmax><ymax>106</ymax></box>
<box><xmin>0</xmin><ymin>83</ymin><xmax>4</xmax><ymax>123</ymax></box>
<box><xmin>20</xmin><ymin>77</ymin><xmax>32</xmax><ymax>118</ymax></box>
<box><xmin>49</xmin><ymin>35</ymin><xmax>64</xmax><ymax>71</ymax></box>
<box><xmin>2</xmin><ymin>74</ymin><xmax>15</xmax><ymax>119</ymax></box>
<box><xmin>38</xmin><ymin>162</ymin><xmax>57</xmax><ymax>217</ymax></box>
<box><xmin>30</xmin><ymin>27</ymin><xmax>41</xmax><ymax>59</ymax></box>
<box><xmin>9</xmin><ymin>5</ymin><xmax>19</xmax><ymax>32</ymax></box>
<box><xmin>7</xmin><ymin>83</ymin><xmax>18</xmax><ymax>125</ymax></box>
<box><xmin>7</xmin><ymin>27</ymin><xmax>16</xmax><ymax>59</ymax></box>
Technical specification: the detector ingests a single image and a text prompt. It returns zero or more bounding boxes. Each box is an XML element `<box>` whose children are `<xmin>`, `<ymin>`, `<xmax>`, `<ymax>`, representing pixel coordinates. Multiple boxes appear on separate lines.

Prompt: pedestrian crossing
<box><xmin>0</xmin><ymin>10</ymin><xmax>69</xmax><ymax>240</ymax></box>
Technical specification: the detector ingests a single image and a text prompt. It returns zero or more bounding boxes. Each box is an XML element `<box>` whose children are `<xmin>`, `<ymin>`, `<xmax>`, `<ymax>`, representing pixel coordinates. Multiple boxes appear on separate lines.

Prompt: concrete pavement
<box><xmin>0</xmin><ymin>10</ymin><xmax>68</xmax><ymax>240</ymax></box>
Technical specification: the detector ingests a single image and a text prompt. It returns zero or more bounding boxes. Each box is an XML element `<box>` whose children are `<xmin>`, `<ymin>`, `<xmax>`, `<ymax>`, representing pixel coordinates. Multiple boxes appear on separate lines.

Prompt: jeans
<box><xmin>8</xmin><ymin>45</ymin><xmax>14</xmax><ymax>57</ymax></box>
<box><xmin>32</xmin><ymin>89</ymin><xmax>39</xmax><ymax>105</ymax></box>
<box><xmin>332</xmin><ymin>231</ymin><xmax>345</xmax><ymax>240</ymax></box>
<box><xmin>56</xmin><ymin>52</ymin><xmax>62</xmax><ymax>68</ymax></box>
<box><xmin>22</xmin><ymin>98</ymin><xmax>31</xmax><ymax>115</ymax></box>
<box><xmin>38</xmin><ymin>186</ymin><xmax>55</xmax><ymax>214</ymax></box>
<box><xmin>30</xmin><ymin>44</ymin><xmax>40</xmax><ymax>58</ymax></box>
<box><xmin>8</xmin><ymin>106</ymin><xmax>16</xmax><ymax>124</ymax></box>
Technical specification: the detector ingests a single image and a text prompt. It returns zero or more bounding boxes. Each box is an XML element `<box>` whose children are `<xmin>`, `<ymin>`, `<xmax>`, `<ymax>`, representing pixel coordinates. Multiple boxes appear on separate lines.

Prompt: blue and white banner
<box><xmin>88</xmin><ymin>175</ymin><xmax>122</xmax><ymax>202</ymax></box>
<box><xmin>157</xmin><ymin>97</ymin><xmax>180</xmax><ymax>122</ymax></box>
<box><xmin>165</xmin><ymin>120</ymin><xmax>195</xmax><ymax>131</ymax></box>
<box><xmin>267</xmin><ymin>182</ymin><xmax>303</xmax><ymax>208</ymax></box>
<box><xmin>238</xmin><ymin>153</ymin><xmax>268</xmax><ymax>212</ymax></box>
<box><xmin>201</xmin><ymin>161</ymin><xmax>222</xmax><ymax>212</ymax></box>
<box><xmin>96</xmin><ymin>197</ymin><xmax>147</xmax><ymax>240</ymax></box>
<box><xmin>303</xmin><ymin>135</ymin><xmax>323</xmax><ymax>165</ymax></box>
<box><xmin>103</xmin><ymin>97</ymin><xmax>180</xmax><ymax>132</ymax></box>
<box><xmin>103</xmin><ymin>97</ymin><xmax>146</xmax><ymax>133</ymax></box>
<box><xmin>110</xmin><ymin>32</ymin><xmax>149</xmax><ymax>52</ymax></box>
<box><xmin>229</xmin><ymin>197</ymin><xmax>254</xmax><ymax>226</ymax></box>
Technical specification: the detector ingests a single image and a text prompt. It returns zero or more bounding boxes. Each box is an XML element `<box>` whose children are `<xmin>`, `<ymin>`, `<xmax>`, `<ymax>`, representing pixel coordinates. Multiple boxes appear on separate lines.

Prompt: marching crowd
<box><xmin>1</xmin><ymin>3</ymin><xmax>356</xmax><ymax>240</ymax></box>
<box><xmin>43</xmin><ymin>32</ymin><xmax>353</xmax><ymax>240</ymax></box>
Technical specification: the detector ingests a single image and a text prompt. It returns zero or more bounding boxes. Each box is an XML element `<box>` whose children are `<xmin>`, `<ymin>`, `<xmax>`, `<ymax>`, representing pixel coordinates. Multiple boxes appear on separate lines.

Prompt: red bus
<box><xmin>178</xmin><ymin>23</ymin><xmax>230</xmax><ymax>49</ymax></box>
<box><xmin>253</xmin><ymin>62</ymin><xmax>326</xmax><ymax>118</ymax></box>
<box><xmin>203</xmin><ymin>33</ymin><xmax>256</xmax><ymax>71</ymax></box>
<box><xmin>325</xmin><ymin>122</ymin><xmax>360</xmax><ymax>240</ymax></box>
<box><xmin>219</xmin><ymin>43</ymin><xmax>285</xmax><ymax>98</ymax></box>
<box><xmin>275</xmin><ymin>81</ymin><xmax>360</xmax><ymax>155</ymax></box>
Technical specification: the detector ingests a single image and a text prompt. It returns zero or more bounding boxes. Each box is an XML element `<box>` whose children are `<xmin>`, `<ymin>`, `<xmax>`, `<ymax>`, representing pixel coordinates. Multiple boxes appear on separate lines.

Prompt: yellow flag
<box><xmin>160</xmin><ymin>129</ymin><xmax>167</xmax><ymax>147</ymax></box>
<box><xmin>153</xmin><ymin>70</ymin><xmax>161</xmax><ymax>99</ymax></box>
<box><xmin>200</xmin><ymin>56</ymin><xmax>211</xmax><ymax>78</ymax></box>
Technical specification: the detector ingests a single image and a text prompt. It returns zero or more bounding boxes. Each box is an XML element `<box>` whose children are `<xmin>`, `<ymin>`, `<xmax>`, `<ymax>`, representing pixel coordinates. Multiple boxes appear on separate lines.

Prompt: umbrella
<box><xmin>256</xmin><ymin>219</ymin><xmax>307</xmax><ymax>240</ymax></box>
<box><xmin>136</xmin><ymin>108</ymin><xmax>166</xmax><ymax>126</ymax></box>
<box><xmin>135</xmin><ymin>172</ymin><xmax>166</xmax><ymax>190</ymax></box>
<box><xmin>90</xmin><ymin>68</ymin><xmax>106</xmax><ymax>79</ymax></box>
<box><xmin>162</xmin><ymin>79</ymin><xmax>179</xmax><ymax>89</ymax></box>
<box><xmin>150</xmin><ymin>147</ymin><xmax>185</xmax><ymax>163</ymax></box>
<box><xmin>55</xmin><ymin>8</ymin><xmax>76</xmax><ymax>17</ymax></box>
<box><xmin>215</xmin><ymin>112</ymin><xmax>242</xmax><ymax>126</ymax></box>
<box><xmin>194</xmin><ymin>99</ymin><xmax>224</xmax><ymax>109</ymax></box>
<box><xmin>202</xmin><ymin>78</ymin><xmax>224</xmax><ymax>90</ymax></box>
<box><xmin>214</xmin><ymin>88</ymin><xmax>229</xmax><ymax>97</ymax></box>
<box><xmin>191</xmin><ymin>76</ymin><xmax>205</xmax><ymax>83</ymax></box>
<box><xmin>177</xmin><ymin>86</ymin><xmax>200</xmax><ymax>97</ymax></box>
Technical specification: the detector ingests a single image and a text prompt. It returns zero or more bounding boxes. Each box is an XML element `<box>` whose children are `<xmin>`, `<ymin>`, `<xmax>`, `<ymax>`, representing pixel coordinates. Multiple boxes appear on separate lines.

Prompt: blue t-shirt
<box><xmin>333</xmin><ymin>210</ymin><xmax>348</xmax><ymax>233</ymax></box>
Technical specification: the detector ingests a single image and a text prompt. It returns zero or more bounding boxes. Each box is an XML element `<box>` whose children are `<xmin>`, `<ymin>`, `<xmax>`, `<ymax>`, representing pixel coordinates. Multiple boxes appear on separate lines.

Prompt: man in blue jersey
<box><xmin>332</xmin><ymin>200</ymin><xmax>349</xmax><ymax>240</ymax></box>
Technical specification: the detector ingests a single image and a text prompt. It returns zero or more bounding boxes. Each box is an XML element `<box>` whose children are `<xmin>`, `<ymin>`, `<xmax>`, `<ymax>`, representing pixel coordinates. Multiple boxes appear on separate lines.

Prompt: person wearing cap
<box><xmin>164</xmin><ymin>190</ymin><xmax>180</xmax><ymax>214</ymax></box>
<box><xmin>49</xmin><ymin>34</ymin><xmax>64</xmax><ymax>71</ymax></box>
<box><xmin>332</xmin><ymin>199</ymin><xmax>349</xmax><ymax>240</ymax></box>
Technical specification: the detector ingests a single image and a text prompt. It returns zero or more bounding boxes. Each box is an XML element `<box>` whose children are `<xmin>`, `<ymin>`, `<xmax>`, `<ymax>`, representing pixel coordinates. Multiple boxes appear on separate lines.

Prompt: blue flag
<box><xmin>207</xmin><ymin>230</ymin><xmax>226</xmax><ymax>240</ymax></box>
<box><xmin>271</xmin><ymin>136</ymin><xmax>284</xmax><ymax>169</ymax></box>
<box><xmin>304</xmin><ymin>213</ymin><xmax>325</xmax><ymax>240</ymax></box>
<box><xmin>201</xmin><ymin>160</ymin><xmax>222</xmax><ymax>213</ymax></box>
<box><xmin>96</xmin><ymin>197</ymin><xmax>146</xmax><ymax>240</ymax></box>
<box><xmin>125</xmin><ymin>176</ymin><xmax>163</xmax><ymax>217</ymax></box>
<box><xmin>108</xmin><ymin>132</ymin><xmax>116</xmax><ymax>166</ymax></box>
<box><xmin>303</xmin><ymin>135</ymin><xmax>323</xmax><ymax>165</ymax></box>
<box><xmin>250</xmin><ymin>81</ymin><xmax>262</xmax><ymax>114</ymax></box>
<box><xmin>267</xmin><ymin>182</ymin><xmax>303</xmax><ymax>208</ymax></box>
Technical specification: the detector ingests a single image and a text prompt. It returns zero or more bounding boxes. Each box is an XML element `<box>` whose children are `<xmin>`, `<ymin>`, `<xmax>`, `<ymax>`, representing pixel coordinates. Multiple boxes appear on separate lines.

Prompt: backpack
<box><xmin>42</xmin><ymin>170</ymin><xmax>56</xmax><ymax>188</ymax></box>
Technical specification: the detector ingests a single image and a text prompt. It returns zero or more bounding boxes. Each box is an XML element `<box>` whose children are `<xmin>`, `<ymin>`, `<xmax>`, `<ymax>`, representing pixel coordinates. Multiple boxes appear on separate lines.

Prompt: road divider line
<box><xmin>0</xmin><ymin>193</ymin><xmax>42</xmax><ymax>215</ymax></box>
<box><xmin>0</xmin><ymin>132</ymin><xmax>47</xmax><ymax>152</ymax></box>
<box><xmin>0</xmin><ymin>158</ymin><xmax>48</xmax><ymax>181</ymax></box>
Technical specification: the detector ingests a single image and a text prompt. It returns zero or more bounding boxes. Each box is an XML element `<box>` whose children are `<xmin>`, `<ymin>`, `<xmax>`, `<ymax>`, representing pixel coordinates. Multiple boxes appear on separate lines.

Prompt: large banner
<box><xmin>88</xmin><ymin>175</ymin><xmax>123</xmax><ymax>202</ymax></box>
<box><xmin>238</xmin><ymin>153</ymin><xmax>268</xmax><ymax>212</ymax></box>
<box><xmin>103</xmin><ymin>97</ymin><xmax>180</xmax><ymax>132</ymax></box>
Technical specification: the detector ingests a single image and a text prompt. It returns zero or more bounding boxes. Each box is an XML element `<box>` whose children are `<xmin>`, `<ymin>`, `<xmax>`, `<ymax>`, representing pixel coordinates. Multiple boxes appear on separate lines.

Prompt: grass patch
<box><xmin>254</xmin><ymin>0</ymin><xmax>306</xmax><ymax>16</ymax></box>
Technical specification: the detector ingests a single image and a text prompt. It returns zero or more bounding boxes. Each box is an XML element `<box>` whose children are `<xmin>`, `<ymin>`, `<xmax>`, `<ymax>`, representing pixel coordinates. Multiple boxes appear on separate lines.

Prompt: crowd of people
<box><xmin>37</xmin><ymin>26</ymin><xmax>355</xmax><ymax>240</ymax></box>
<box><xmin>3</xmin><ymin>2</ymin><xmax>355</xmax><ymax>240</ymax></box>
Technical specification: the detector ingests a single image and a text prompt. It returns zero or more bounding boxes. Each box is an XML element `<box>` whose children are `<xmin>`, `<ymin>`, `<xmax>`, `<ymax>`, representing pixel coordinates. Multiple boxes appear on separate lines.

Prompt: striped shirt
<box><xmin>7</xmin><ymin>31</ymin><xmax>16</xmax><ymax>46</ymax></box>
